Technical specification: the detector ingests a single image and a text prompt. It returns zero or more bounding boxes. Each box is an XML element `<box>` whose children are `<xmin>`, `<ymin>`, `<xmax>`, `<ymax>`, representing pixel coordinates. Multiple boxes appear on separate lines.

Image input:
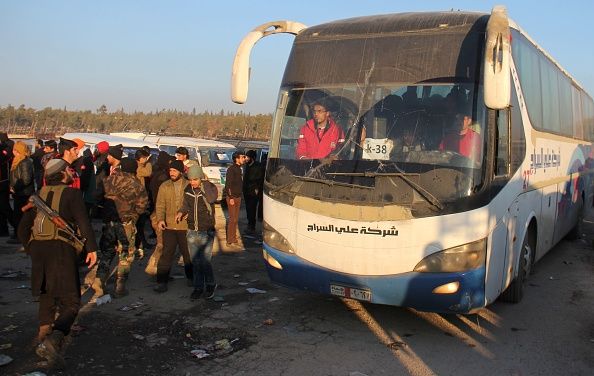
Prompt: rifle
<box><xmin>22</xmin><ymin>194</ymin><xmax>87</xmax><ymax>252</ymax></box>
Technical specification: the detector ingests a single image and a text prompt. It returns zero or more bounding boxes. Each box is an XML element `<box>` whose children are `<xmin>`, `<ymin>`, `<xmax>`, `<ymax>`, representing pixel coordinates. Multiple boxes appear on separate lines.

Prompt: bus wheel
<box><xmin>500</xmin><ymin>235</ymin><xmax>533</xmax><ymax>303</ymax></box>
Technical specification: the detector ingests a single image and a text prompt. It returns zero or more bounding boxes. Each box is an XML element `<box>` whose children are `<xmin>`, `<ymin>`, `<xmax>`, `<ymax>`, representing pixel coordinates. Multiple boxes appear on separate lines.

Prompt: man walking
<box><xmin>97</xmin><ymin>156</ymin><xmax>148</xmax><ymax>297</ymax></box>
<box><xmin>154</xmin><ymin>160</ymin><xmax>192</xmax><ymax>292</ymax></box>
<box><xmin>18</xmin><ymin>159</ymin><xmax>98</xmax><ymax>369</ymax></box>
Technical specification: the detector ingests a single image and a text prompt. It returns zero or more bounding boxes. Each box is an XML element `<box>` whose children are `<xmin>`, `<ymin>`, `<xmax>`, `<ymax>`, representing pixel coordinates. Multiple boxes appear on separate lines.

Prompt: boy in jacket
<box><xmin>175</xmin><ymin>165</ymin><xmax>217</xmax><ymax>299</ymax></box>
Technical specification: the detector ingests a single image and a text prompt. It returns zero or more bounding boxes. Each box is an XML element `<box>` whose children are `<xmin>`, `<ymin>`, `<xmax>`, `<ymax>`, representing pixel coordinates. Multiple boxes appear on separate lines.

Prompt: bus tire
<box><xmin>500</xmin><ymin>234</ymin><xmax>533</xmax><ymax>303</ymax></box>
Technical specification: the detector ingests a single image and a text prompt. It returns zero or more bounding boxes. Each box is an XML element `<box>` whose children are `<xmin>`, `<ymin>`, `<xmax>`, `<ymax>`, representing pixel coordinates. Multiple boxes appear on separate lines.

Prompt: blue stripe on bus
<box><xmin>263</xmin><ymin>244</ymin><xmax>485</xmax><ymax>314</ymax></box>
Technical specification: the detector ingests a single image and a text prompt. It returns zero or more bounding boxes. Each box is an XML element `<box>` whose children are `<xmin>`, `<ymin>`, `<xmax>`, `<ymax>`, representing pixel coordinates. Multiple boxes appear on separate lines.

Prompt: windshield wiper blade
<box><xmin>326</xmin><ymin>172</ymin><xmax>443</xmax><ymax>210</ymax></box>
<box><xmin>267</xmin><ymin>174</ymin><xmax>374</xmax><ymax>195</ymax></box>
<box><xmin>294</xmin><ymin>175</ymin><xmax>374</xmax><ymax>190</ymax></box>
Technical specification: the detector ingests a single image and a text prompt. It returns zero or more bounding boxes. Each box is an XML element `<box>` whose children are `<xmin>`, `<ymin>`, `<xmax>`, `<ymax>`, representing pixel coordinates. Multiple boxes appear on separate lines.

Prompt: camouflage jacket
<box><xmin>103</xmin><ymin>169</ymin><xmax>149</xmax><ymax>223</ymax></box>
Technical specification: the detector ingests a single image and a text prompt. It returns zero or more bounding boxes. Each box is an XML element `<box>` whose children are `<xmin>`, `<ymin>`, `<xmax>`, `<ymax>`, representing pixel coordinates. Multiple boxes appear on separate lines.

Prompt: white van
<box><xmin>110</xmin><ymin>133</ymin><xmax>236</xmax><ymax>200</ymax></box>
<box><xmin>62</xmin><ymin>132</ymin><xmax>160</xmax><ymax>157</ymax></box>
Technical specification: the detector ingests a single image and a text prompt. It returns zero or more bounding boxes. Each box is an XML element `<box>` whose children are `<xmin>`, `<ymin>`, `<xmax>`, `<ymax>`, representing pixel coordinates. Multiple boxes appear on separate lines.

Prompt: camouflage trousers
<box><xmin>98</xmin><ymin>221</ymin><xmax>137</xmax><ymax>279</ymax></box>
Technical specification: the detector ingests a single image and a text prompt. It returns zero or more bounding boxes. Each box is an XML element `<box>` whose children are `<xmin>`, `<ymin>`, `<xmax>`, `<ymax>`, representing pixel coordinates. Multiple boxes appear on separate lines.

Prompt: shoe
<box><xmin>37</xmin><ymin>330</ymin><xmax>65</xmax><ymax>369</ymax></box>
<box><xmin>205</xmin><ymin>284</ymin><xmax>218</xmax><ymax>299</ymax></box>
<box><xmin>190</xmin><ymin>289</ymin><xmax>203</xmax><ymax>300</ymax></box>
<box><xmin>37</xmin><ymin>324</ymin><xmax>52</xmax><ymax>344</ymax></box>
<box><xmin>114</xmin><ymin>276</ymin><xmax>129</xmax><ymax>298</ymax></box>
<box><xmin>91</xmin><ymin>277</ymin><xmax>104</xmax><ymax>298</ymax></box>
<box><xmin>153</xmin><ymin>283</ymin><xmax>168</xmax><ymax>293</ymax></box>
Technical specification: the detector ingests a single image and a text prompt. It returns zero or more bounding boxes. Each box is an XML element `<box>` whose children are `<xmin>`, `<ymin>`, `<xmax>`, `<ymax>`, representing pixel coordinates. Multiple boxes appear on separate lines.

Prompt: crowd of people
<box><xmin>0</xmin><ymin>132</ymin><xmax>265</xmax><ymax>369</ymax></box>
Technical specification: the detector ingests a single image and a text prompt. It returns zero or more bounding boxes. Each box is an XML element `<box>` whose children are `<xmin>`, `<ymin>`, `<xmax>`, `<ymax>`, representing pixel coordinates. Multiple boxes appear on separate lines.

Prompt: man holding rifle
<box><xmin>18</xmin><ymin>158</ymin><xmax>98</xmax><ymax>369</ymax></box>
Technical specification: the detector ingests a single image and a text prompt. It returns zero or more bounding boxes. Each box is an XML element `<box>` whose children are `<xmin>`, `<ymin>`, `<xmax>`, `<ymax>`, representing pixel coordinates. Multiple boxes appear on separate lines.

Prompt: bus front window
<box><xmin>267</xmin><ymin>84</ymin><xmax>487</xmax><ymax>214</ymax></box>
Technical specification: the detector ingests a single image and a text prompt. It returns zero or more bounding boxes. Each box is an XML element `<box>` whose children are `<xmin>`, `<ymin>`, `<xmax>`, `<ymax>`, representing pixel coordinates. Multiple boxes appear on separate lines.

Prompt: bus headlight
<box><xmin>263</xmin><ymin>221</ymin><xmax>295</xmax><ymax>254</ymax></box>
<box><xmin>413</xmin><ymin>239</ymin><xmax>486</xmax><ymax>273</ymax></box>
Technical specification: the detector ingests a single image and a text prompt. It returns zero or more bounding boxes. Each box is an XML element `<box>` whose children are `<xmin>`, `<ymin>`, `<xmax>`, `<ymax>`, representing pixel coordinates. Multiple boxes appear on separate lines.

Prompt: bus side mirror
<box><xmin>483</xmin><ymin>5</ymin><xmax>511</xmax><ymax>110</ymax></box>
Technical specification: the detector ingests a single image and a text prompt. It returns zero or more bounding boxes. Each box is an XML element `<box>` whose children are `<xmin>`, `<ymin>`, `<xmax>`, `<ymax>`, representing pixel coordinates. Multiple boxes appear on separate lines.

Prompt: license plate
<box><xmin>330</xmin><ymin>284</ymin><xmax>372</xmax><ymax>302</ymax></box>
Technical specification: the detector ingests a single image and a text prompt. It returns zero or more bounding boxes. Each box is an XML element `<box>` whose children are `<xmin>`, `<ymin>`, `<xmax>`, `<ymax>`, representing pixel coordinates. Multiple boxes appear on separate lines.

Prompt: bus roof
<box><xmin>299</xmin><ymin>11</ymin><xmax>488</xmax><ymax>39</ymax></box>
<box><xmin>297</xmin><ymin>10</ymin><xmax>590</xmax><ymax>99</ymax></box>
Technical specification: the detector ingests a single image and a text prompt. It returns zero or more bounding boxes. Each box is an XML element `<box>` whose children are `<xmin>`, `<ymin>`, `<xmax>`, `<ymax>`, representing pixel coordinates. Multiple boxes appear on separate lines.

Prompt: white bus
<box><xmin>231</xmin><ymin>7</ymin><xmax>594</xmax><ymax>313</ymax></box>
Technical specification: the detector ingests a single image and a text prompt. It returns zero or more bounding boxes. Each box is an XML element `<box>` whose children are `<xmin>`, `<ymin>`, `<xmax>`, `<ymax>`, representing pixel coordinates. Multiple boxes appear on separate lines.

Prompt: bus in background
<box><xmin>231</xmin><ymin>7</ymin><xmax>594</xmax><ymax>313</ymax></box>
<box><xmin>110</xmin><ymin>133</ymin><xmax>236</xmax><ymax>200</ymax></box>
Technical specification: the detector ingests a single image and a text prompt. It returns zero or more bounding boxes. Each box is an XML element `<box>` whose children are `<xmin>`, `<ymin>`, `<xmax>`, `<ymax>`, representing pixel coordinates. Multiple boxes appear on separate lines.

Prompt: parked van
<box><xmin>62</xmin><ymin>132</ymin><xmax>160</xmax><ymax>157</ymax></box>
<box><xmin>110</xmin><ymin>133</ymin><xmax>236</xmax><ymax>200</ymax></box>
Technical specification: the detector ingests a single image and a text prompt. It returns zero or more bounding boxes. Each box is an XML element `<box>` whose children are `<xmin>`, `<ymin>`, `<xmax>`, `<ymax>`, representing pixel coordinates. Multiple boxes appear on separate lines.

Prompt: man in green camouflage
<box><xmin>97</xmin><ymin>152</ymin><xmax>149</xmax><ymax>297</ymax></box>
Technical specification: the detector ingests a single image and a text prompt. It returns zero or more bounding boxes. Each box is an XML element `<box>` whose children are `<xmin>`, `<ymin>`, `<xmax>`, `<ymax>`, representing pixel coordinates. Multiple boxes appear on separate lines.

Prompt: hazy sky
<box><xmin>1</xmin><ymin>1</ymin><xmax>593</xmax><ymax>115</ymax></box>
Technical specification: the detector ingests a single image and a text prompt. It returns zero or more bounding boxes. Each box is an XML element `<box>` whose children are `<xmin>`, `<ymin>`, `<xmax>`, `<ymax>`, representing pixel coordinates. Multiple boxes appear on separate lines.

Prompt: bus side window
<box><xmin>496</xmin><ymin>109</ymin><xmax>510</xmax><ymax>176</ymax></box>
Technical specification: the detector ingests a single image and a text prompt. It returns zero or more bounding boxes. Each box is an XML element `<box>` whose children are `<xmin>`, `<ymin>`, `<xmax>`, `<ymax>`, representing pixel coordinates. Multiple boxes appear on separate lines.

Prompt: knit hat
<box><xmin>120</xmin><ymin>157</ymin><xmax>138</xmax><ymax>174</ymax></box>
<box><xmin>246</xmin><ymin>150</ymin><xmax>257</xmax><ymax>159</ymax></box>
<box><xmin>169</xmin><ymin>159</ymin><xmax>184</xmax><ymax>173</ymax></box>
<box><xmin>156</xmin><ymin>151</ymin><xmax>171</xmax><ymax>170</ymax></box>
<box><xmin>45</xmin><ymin>158</ymin><xmax>68</xmax><ymax>177</ymax></box>
<box><xmin>108</xmin><ymin>144</ymin><xmax>123</xmax><ymax>160</ymax></box>
<box><xmin>187</xmin><ymin>165</ymin><xmax>204</xmax><ymax>180</ymax></box>
<box><xmin>96</xmin><ymin>141</ymin><xmax>109</xmax><ymax>154</ymax></box>
<box><xmin>44</xmin><ymin>140</ymin><xmax>57</xmax><ymax>149</ymax></box>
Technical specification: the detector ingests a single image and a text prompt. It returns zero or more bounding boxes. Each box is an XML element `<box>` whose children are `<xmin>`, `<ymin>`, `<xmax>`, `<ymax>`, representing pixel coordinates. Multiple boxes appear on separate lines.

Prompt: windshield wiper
<box><xmin>326</xmin><ymin>172</ymin><xmax>444</xmax><ymax>210</ymax></box>
<box><xmin>267</xmin><ymin>174</ymin><xmax>374</xmax><ymax>195</ymax></box>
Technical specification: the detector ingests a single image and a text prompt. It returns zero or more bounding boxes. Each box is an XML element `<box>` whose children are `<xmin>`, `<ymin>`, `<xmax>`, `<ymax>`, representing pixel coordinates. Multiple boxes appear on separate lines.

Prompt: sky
<box><xmin>1</xmin><ymin>0</ymin><xmax>593</xmax><ymax>115</ymax></box>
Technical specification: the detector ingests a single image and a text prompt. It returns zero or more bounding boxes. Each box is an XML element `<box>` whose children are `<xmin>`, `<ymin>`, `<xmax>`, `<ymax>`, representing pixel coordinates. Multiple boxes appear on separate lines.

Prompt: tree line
<box><xmin>0</xmin><ymin>104</ymin><xmax>273</xmax><ymax>140</ymax></box>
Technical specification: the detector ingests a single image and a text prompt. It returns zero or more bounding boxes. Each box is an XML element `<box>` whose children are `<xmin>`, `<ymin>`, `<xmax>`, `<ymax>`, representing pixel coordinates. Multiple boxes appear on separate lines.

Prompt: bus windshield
<box><xmin>264</xmin><ymin>18</ymin><xmax>490</xmax><ymax>214</ymax></box>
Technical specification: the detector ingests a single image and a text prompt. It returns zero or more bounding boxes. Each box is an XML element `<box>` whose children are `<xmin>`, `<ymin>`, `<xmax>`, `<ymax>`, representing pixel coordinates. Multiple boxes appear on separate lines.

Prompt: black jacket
<box><xmin>243</xmin><ymin>161</ymin><xmax>264</xmax><ymax>197</ymax></box>
<box><xmin>10</xmin><ymin>158</ymin><xmax>35</xmax><ymax>197</ymax></box>
<box><xmin>224</xmin><ymin>164</ymin><xmax>243</xmax><ymax>198</ymax></box>
<box><xmin>179</xmin><ymin>185</ymin><xmax>215</xmax><ymax>231</ymax></box>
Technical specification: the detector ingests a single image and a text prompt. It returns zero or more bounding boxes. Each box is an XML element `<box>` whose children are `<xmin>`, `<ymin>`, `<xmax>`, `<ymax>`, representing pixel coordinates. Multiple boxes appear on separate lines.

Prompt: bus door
<box><xmin>497</xmin><ymin>199</ymin><xmax>519</xmax><ymax>297</ymax></box>
<box><xmin>538</xmin><ymin>184</ymin><xmax>558</xmax><ymax>258</ymax></box>
<box><xmin>486</xmin><ymin>213</ymin><xmax>510</xmax><ymax>303</ymax></box>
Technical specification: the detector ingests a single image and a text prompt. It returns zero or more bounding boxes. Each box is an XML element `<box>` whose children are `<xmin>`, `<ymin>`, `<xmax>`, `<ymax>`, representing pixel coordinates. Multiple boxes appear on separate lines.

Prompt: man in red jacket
<box><xmin>296</xmin><ymin>101</ymin><xmax>345</xmax><ymax>160</ymax></box>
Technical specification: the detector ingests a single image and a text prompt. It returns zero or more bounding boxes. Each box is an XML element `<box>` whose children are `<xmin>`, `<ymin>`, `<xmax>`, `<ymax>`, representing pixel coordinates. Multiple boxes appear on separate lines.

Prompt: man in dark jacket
<box><xmin>224</xmin><ymin>150</ymin><xmax>245</xmax><ymax>246</ymax></box>
<box><xmin>32</xmin><ymin>139</ymin><xmax>45</xmax><ymax>190</ymax></box>
<box><xmin>18</xmin><ymin>158</ymin><xmax>98</xmax><ymax>369</ymax></box>
<box><xmin>243</xmin><ymin>150</ymin><xmax>264</xmax><ymax>235</ymax></box>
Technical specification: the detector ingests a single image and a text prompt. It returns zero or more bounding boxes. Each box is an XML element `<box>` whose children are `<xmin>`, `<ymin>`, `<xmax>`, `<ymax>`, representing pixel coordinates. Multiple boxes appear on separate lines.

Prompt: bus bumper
<box><xmin>263</xmin><ymin>245</ymin><xmax>486</xmax><ymax>314</ymax></box>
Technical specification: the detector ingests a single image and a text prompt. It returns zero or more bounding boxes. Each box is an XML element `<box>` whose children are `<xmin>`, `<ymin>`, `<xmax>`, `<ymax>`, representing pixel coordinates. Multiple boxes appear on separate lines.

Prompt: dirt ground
<box><xmin>0</xmin><ymin>204</ymin><xmax>273</xmax><ymax>375</ymax></box>
<box><xmin>1</xmin><ymin>204</ymin><xmax>593</xmax><ymax>376</ymax></box>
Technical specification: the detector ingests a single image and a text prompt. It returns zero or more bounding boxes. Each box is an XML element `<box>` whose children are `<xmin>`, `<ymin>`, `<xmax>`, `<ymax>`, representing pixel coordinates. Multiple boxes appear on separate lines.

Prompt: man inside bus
<box><xmin>438</xmin><ymin>110</ymin><xmax>482</xmax><ymax>161</ymax></box>
<box><xmin>296</xmin><ymin>100</ymin><xmax>345</xmax><ymax>160</ymax></box>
